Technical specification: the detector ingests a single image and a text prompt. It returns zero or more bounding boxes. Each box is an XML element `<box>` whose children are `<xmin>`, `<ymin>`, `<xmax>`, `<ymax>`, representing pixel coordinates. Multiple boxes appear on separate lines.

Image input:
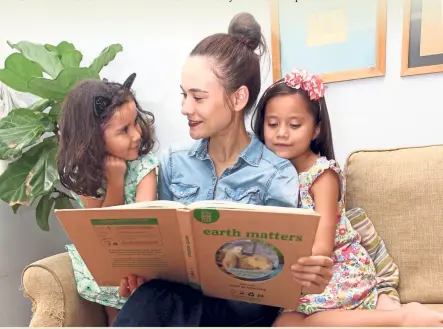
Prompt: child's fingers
<box><xmin>118</xmin><ymin>278</ymin><xmax>130</xmax><ymax>297</ymax></box>
<box><xmin>292</xmin><ymin>276</ymin><xmax>324</xmax><ymax>295</ymax></box>
<box><xmin>295</xmin><ymin>255</ymin><xmax>333</xmax><ymax>268</ymax></box>
<box><xmin>128</xmin><ymin>275</ymin><xmax>138</xmax><ymax>293</ymax></box>
<box><xmin>119</xmin><ymin>275</ymin><xmax>145</xmax><ymax>297</ymax></box>
<box><xmin>136</xmin><ymin>277</ymin><xmax>145</xmax><ymax>289</ymax></box>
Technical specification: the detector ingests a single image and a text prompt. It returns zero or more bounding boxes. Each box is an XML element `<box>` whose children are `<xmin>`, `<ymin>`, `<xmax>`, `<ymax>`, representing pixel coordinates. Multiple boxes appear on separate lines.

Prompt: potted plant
<box><xmin>0</xmin><ymin>41</ymin><xmax>123</xmax><ymax>231</ymax></box>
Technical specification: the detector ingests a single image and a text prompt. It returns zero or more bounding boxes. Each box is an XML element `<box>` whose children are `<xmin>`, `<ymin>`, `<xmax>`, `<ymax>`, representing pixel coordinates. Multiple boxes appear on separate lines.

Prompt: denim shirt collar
<box><xmin>188</xmin><ymin>134</ymin><xmax>263</xmax><ymax>167</ymax></box>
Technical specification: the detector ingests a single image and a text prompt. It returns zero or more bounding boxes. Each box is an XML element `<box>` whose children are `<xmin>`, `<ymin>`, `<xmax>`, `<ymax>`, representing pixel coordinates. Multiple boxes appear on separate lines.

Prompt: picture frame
<box><xmin>401</xmin><ymin>0</ymin><xmax>443</xmax><ymax>76</ymax></box>
<box><xmin>270</xmin><ymin>0</ymin><xmax>387</xmax><ymax>84</ymax></box>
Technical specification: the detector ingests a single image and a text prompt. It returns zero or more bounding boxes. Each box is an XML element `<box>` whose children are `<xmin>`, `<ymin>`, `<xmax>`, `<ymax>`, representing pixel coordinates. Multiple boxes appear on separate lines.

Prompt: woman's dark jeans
<box><xmin>112</xmin><ymin>279</ymin><xmax>280</xmax><ymax>327</ymax></box>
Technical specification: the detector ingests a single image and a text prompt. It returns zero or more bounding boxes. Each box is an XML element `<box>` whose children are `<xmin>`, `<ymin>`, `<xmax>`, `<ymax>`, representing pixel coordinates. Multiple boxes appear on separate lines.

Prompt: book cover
<box><xmin>187</xmin><ymin>204</ymin><xmax>319</xmax><ymax>309</ymax></box>
<box><xmin>55</xmin><ymin>200</ymin><xmax>319</xmax><ymax>309</ymax></box>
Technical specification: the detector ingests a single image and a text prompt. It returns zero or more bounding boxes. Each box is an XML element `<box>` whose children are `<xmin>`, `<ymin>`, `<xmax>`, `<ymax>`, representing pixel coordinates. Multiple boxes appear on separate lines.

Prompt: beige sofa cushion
<box><xmin>344</xmin><ymin>145</ymin><xmax>443</xmax><ymax>304</ymax></box>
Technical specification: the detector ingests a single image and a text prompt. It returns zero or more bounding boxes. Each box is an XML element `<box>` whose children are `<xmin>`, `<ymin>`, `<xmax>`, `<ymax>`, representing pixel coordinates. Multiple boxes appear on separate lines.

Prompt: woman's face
<box><xmin>181</xmin><ymin>56</ymin><xmax>233</xmax><ymax>140</ymax></box>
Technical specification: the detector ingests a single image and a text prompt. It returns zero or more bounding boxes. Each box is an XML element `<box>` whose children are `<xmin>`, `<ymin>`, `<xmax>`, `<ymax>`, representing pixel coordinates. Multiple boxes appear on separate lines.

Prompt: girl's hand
<box><xmin>105</xmin><ymin>155</ymin><xmax>127</xmax><ymax>181</ymax></box>
<box><xmin>291</xmin><ymin>255</ymin><xmax>333</xmax><ymax>294</ymax></box>
<box><xmin>118</xmin><ymin>275</ymin><xmax>145</xmax><ymax>297</ymax></box>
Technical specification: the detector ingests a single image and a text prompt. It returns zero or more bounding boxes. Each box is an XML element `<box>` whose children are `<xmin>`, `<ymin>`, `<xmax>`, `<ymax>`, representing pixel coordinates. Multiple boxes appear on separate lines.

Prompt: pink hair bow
<box><xmin>284</xmin><ymin>68</ymin><xmax>325</xmax><ymax>101</ymax></box>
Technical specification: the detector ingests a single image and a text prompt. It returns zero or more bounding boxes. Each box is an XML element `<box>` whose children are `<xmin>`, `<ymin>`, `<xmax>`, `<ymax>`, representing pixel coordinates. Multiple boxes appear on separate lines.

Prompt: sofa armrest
<box><xmin>22</xmin><ymin>252</ymin><xmax>107</xmax><ymax>327</ymax></box>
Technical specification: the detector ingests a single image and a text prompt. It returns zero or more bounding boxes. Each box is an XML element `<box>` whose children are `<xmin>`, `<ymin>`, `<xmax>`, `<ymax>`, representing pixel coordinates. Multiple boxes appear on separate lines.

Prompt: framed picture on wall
<box><xmin>401</xmin><ymin>0</ymin><xmax>443</xmax><ymax>76</ymax></box>
<box><xmin>270</xmin><ymin>0</ymin><xmax>387</xmax><ymax>84</ymax></box>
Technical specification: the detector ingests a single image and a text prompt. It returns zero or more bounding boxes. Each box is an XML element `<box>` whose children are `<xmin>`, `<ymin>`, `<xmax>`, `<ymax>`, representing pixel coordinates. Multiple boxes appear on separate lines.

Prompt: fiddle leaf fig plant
<box><xmin>0</xmin><ymin>41</ymin><xmax>123</xmax><ymax>231</ymax></box>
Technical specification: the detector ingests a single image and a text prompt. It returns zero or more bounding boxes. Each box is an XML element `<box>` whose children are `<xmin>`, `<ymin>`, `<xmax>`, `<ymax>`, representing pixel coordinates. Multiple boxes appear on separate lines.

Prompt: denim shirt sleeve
<box><xmin>264</xmin><ymin>163</ymin><xmax>299</xmax><ymax>208</ymax></box>
<box><xmin>157</xmin><ymin>148</ymin><xmax>173</xmax><ymax>201</ymax></box>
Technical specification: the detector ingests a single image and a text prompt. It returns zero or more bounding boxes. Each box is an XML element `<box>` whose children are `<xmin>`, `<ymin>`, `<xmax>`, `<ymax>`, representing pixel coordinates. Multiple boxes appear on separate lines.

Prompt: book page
<box><xmin>188</xmin><ymin>200</ymin><xmax>316</xmax><ymax>215</ymax></box>
<box><xmin>190</xmin><ymin>206</ymin><xmax>319</xmax><ymax>309</ymax></box>
<box><xmin>55</xmin><ymin>207</ymin><xmax>188</xmax><ymax>286</ymax></box>
<box><xmin>105</xmin><ymin>200</ymin><xmax>185</xmax><ymax>210</ymax></box>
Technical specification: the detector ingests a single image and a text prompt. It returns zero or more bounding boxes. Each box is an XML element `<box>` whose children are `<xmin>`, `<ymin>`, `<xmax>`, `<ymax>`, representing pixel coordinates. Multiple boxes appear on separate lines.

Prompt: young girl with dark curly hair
<box><xmin>57</xmin><ymin>73</ymin><xmax>158</xmax><ymax>324</ymax></box>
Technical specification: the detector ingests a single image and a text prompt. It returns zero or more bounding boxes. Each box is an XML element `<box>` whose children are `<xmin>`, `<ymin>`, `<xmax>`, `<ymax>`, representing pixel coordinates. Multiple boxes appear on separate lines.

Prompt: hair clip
<box><xmin>93</xmin><ymin>94</ymin><xmax>112</xmax><ymax>118</ymax></box>
<box><xmin>284</xmin><ymin>68</ymin><xmax>325</xmax><ymax>101</ymax></box>
<box><xmin>122</xmin><ymin>73</ymin><xmax>136</xmax><ymax>90</ymax></box>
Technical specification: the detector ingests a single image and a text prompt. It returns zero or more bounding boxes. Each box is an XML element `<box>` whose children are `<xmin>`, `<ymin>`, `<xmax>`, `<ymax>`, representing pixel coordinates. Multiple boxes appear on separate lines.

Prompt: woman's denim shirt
<box><xmin>158</xmin><ymin>135</ymin><xmax>299</xmax><ymax>209</ymax></box>
<box><xmin>157</xmin><ymin>135</ymin><xmax>299</xmax><ymax>321</ymax></box>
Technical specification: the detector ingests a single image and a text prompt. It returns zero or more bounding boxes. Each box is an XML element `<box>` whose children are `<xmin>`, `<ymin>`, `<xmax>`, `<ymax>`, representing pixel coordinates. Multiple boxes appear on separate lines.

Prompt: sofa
<box><xmin>21</xmin><ymin>145</ymin><xmax>443</xmax><ymax>326</ymax></box>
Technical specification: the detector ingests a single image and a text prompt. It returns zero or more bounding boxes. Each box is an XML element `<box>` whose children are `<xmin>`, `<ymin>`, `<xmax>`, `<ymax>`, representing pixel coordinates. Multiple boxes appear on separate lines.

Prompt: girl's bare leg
<box><xmin>273</xmin><ymin>312</ymin><xmax>306</xmax><ymax>327</ymax></box>
<box><xmin>377</xmin><ymin>293</ymin><xmax>401</xmax><ymax>310</ymax></box>
<box><xmin>273</xmin><ymin>302</ymin><xmax>443</xmax><ymax>327</ymax></box>
<box><xmin>105</xmin><ymin>307</ymin><xmax>119</xmax><ymax>326</ymax></box>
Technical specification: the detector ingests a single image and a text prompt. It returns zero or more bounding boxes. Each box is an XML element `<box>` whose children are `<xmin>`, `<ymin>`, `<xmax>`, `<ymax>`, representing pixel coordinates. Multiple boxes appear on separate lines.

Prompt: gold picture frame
<box><xmin>270</xmin><ymin>0</ymin><xmax>388</xmax><ymax>84</ymax></box>
<box><xmin>401</xmin><ymin>0</ymin><xmax>443</xmax><ymax>76</ymax></box>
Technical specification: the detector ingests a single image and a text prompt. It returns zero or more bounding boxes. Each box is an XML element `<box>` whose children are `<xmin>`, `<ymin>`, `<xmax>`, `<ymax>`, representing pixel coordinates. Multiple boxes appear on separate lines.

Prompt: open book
<box><xmin>55</xmin><ymin>200</ymin><xmax>320</xmax><ymax>309</ymax></box>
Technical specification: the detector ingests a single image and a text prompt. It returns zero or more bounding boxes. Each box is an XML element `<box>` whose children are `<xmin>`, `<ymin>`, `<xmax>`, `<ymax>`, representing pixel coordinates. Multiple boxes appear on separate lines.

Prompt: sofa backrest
<box><xmin>344</xmin><ymin>145</ymin><xmax>443</xmax><ymax>304</ymax></box>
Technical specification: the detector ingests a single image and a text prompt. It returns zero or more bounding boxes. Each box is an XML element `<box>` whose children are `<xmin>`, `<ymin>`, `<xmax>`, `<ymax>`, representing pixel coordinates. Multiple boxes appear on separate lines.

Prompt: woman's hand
<box><xmin>291</xmin><ymin>255</ymin><xmax>333</xmax><ymax>294</ymax></box>
<box><xmin>118</xmin><ymin>275</ymin><xmax>145</xmax><ymax>297</ymax></box>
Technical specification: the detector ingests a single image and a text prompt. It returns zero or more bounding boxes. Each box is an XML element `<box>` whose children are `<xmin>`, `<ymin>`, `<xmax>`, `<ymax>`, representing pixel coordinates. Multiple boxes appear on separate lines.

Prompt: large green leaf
<box><xmin>0</xmin><ymin>136</ymin><xmax>59</xmax><ymax>206</ymax></box>
<box><xmin>56</xmin><ymin>41</ymin><xmax>76</xmax><ymax>55</ymax></box>
<box><xmin>27</xmin><ymin>67</ymin><xmax>99</xmax><ymax>101</ymax></box>
<box><xmin>44</xmin><ymin>44</ymin><xmax>58</xmax><ymax>54</ymax></box>
<box><xmin>61</xmin><ymin>50</ymin><xmax>82</xmax><ymax>68</ymax></box>
<box><xmin>0</xmin><ymin>53</ymin><xmax>43</xmax><ymax>92</ymax></box>
<box><xmin>26</xmin><ymin>140</ymin><xmax>59</xmax><ymax>198</ymax></box>
<box><xmin>89</xmin><ymin>44</ymin><xmax>123</xmax><ymax>74</ymax></box>
<box><xmin>45</xmin><ymin>42</ymin><xmax>73</xmax><ymax>55</ymax></box>
<box><xmin>29</xmin><ymin>99</ymin><xmax>52</xmax><ymax>112</ymax></box>
<box><xmin>50</xmin><ymin>42</ymin><xmax>83</xmax><ymax>68</ymax></box>
<box><xmin>7</xmin><ymin>41</ymin><xmax>64</xmax><ymax>79</ymax></box>
<box><xmin>0</xmin><ymin>109</ymin><xmax>55</xmax><ymax>160</ymax></box>
<box><xmin>36</xmin><ymin>194</ymin><xmax>55</xmax><ymax>231</ymax></box>
<box><xmin>48</xmin><ymin>102</ymin><xmax>62</xmax><ymax>118</ymax></box>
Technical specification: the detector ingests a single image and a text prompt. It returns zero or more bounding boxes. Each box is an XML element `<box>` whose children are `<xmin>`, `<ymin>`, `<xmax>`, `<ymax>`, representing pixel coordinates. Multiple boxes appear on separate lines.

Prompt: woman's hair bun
<box><xmin>228</xmin><ymin>12</ymin><xmax>263</xmax><ymax>52</ymax></box>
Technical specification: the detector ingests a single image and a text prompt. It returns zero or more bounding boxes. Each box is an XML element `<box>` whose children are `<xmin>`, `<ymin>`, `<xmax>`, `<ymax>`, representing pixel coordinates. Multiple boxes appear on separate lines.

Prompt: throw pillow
<box><xmin>346</xmin><ymin>207</ymin><xmax>400</xmax><ymax>304</ymax></box>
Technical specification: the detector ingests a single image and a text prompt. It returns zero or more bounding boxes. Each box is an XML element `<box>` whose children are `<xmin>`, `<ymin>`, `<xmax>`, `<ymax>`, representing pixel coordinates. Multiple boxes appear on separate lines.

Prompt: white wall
<box><xmin>0</xmin><ymin>0</ymin><xmax>442</xmax><ymax>325</ymax></box>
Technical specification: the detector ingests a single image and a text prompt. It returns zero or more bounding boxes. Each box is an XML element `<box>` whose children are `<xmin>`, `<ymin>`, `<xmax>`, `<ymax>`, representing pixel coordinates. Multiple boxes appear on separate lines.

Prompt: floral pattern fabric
<box><xmin>67</xmin><ymin>153</ymin><xmax>159</xmax><ymax>309</ymax></box>
<box><xmin>288</xmin><ymin>157</ymin><xmax>378</xmax><ymax>315</ymax></box>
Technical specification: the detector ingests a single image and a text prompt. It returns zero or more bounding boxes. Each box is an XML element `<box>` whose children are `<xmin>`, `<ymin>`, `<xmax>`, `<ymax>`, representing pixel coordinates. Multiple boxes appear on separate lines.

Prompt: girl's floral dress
<box><xmin>285</xmin><ymin>157</ymin><xmax>378</xmax><ymax>315</ymax></box>
<box><xmin>66</xmin><ymin>153</ymin><xmax>159</xmax><ymax>309</ymax></box>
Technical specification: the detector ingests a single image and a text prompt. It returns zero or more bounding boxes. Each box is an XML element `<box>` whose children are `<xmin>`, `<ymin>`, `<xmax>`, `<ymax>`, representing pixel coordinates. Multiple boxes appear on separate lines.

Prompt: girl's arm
<box><xmin>118</xmin><ymin>170</ymin><xmax>157</xmax><ymax>297</ymax></box>
<box><xmin>101</xmin><ymin>155</ymin><xmax>126</xmax><ymax>207</ymax></box>
<box><xmin>136</xmin><ymin>171</ymin><xmax>157</xmax><ymax>202</ymax></box>
<box><xmin>265</xmin><ymin>165</ymin><xmax>333</xmax><ymax>294</ymax></box>
<box><xmin>77</xmin><ymin>177</ymin><xmax>125</xmax><ymax>208</ymax></box>
<box><xmin>309</xmin><ymin>169</ymin><xmax>340</xmax><ymax>257</ymax></box>
<box><xmin>78</xmin><ymin>156</ymin><xmax>127</xmax><ymax>208</ymax></box>
<box><xmin>101</xmin><ymin>178</ymin><xmax>125</xmax><ymax>207</ymax></box>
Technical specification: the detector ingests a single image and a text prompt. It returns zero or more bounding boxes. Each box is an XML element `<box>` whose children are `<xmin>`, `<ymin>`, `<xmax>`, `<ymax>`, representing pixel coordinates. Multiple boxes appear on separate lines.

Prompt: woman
<box><xmin>112</xmin><ymin>12</ymin><xmax>333</xmax><ymax>327</ymax></box>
